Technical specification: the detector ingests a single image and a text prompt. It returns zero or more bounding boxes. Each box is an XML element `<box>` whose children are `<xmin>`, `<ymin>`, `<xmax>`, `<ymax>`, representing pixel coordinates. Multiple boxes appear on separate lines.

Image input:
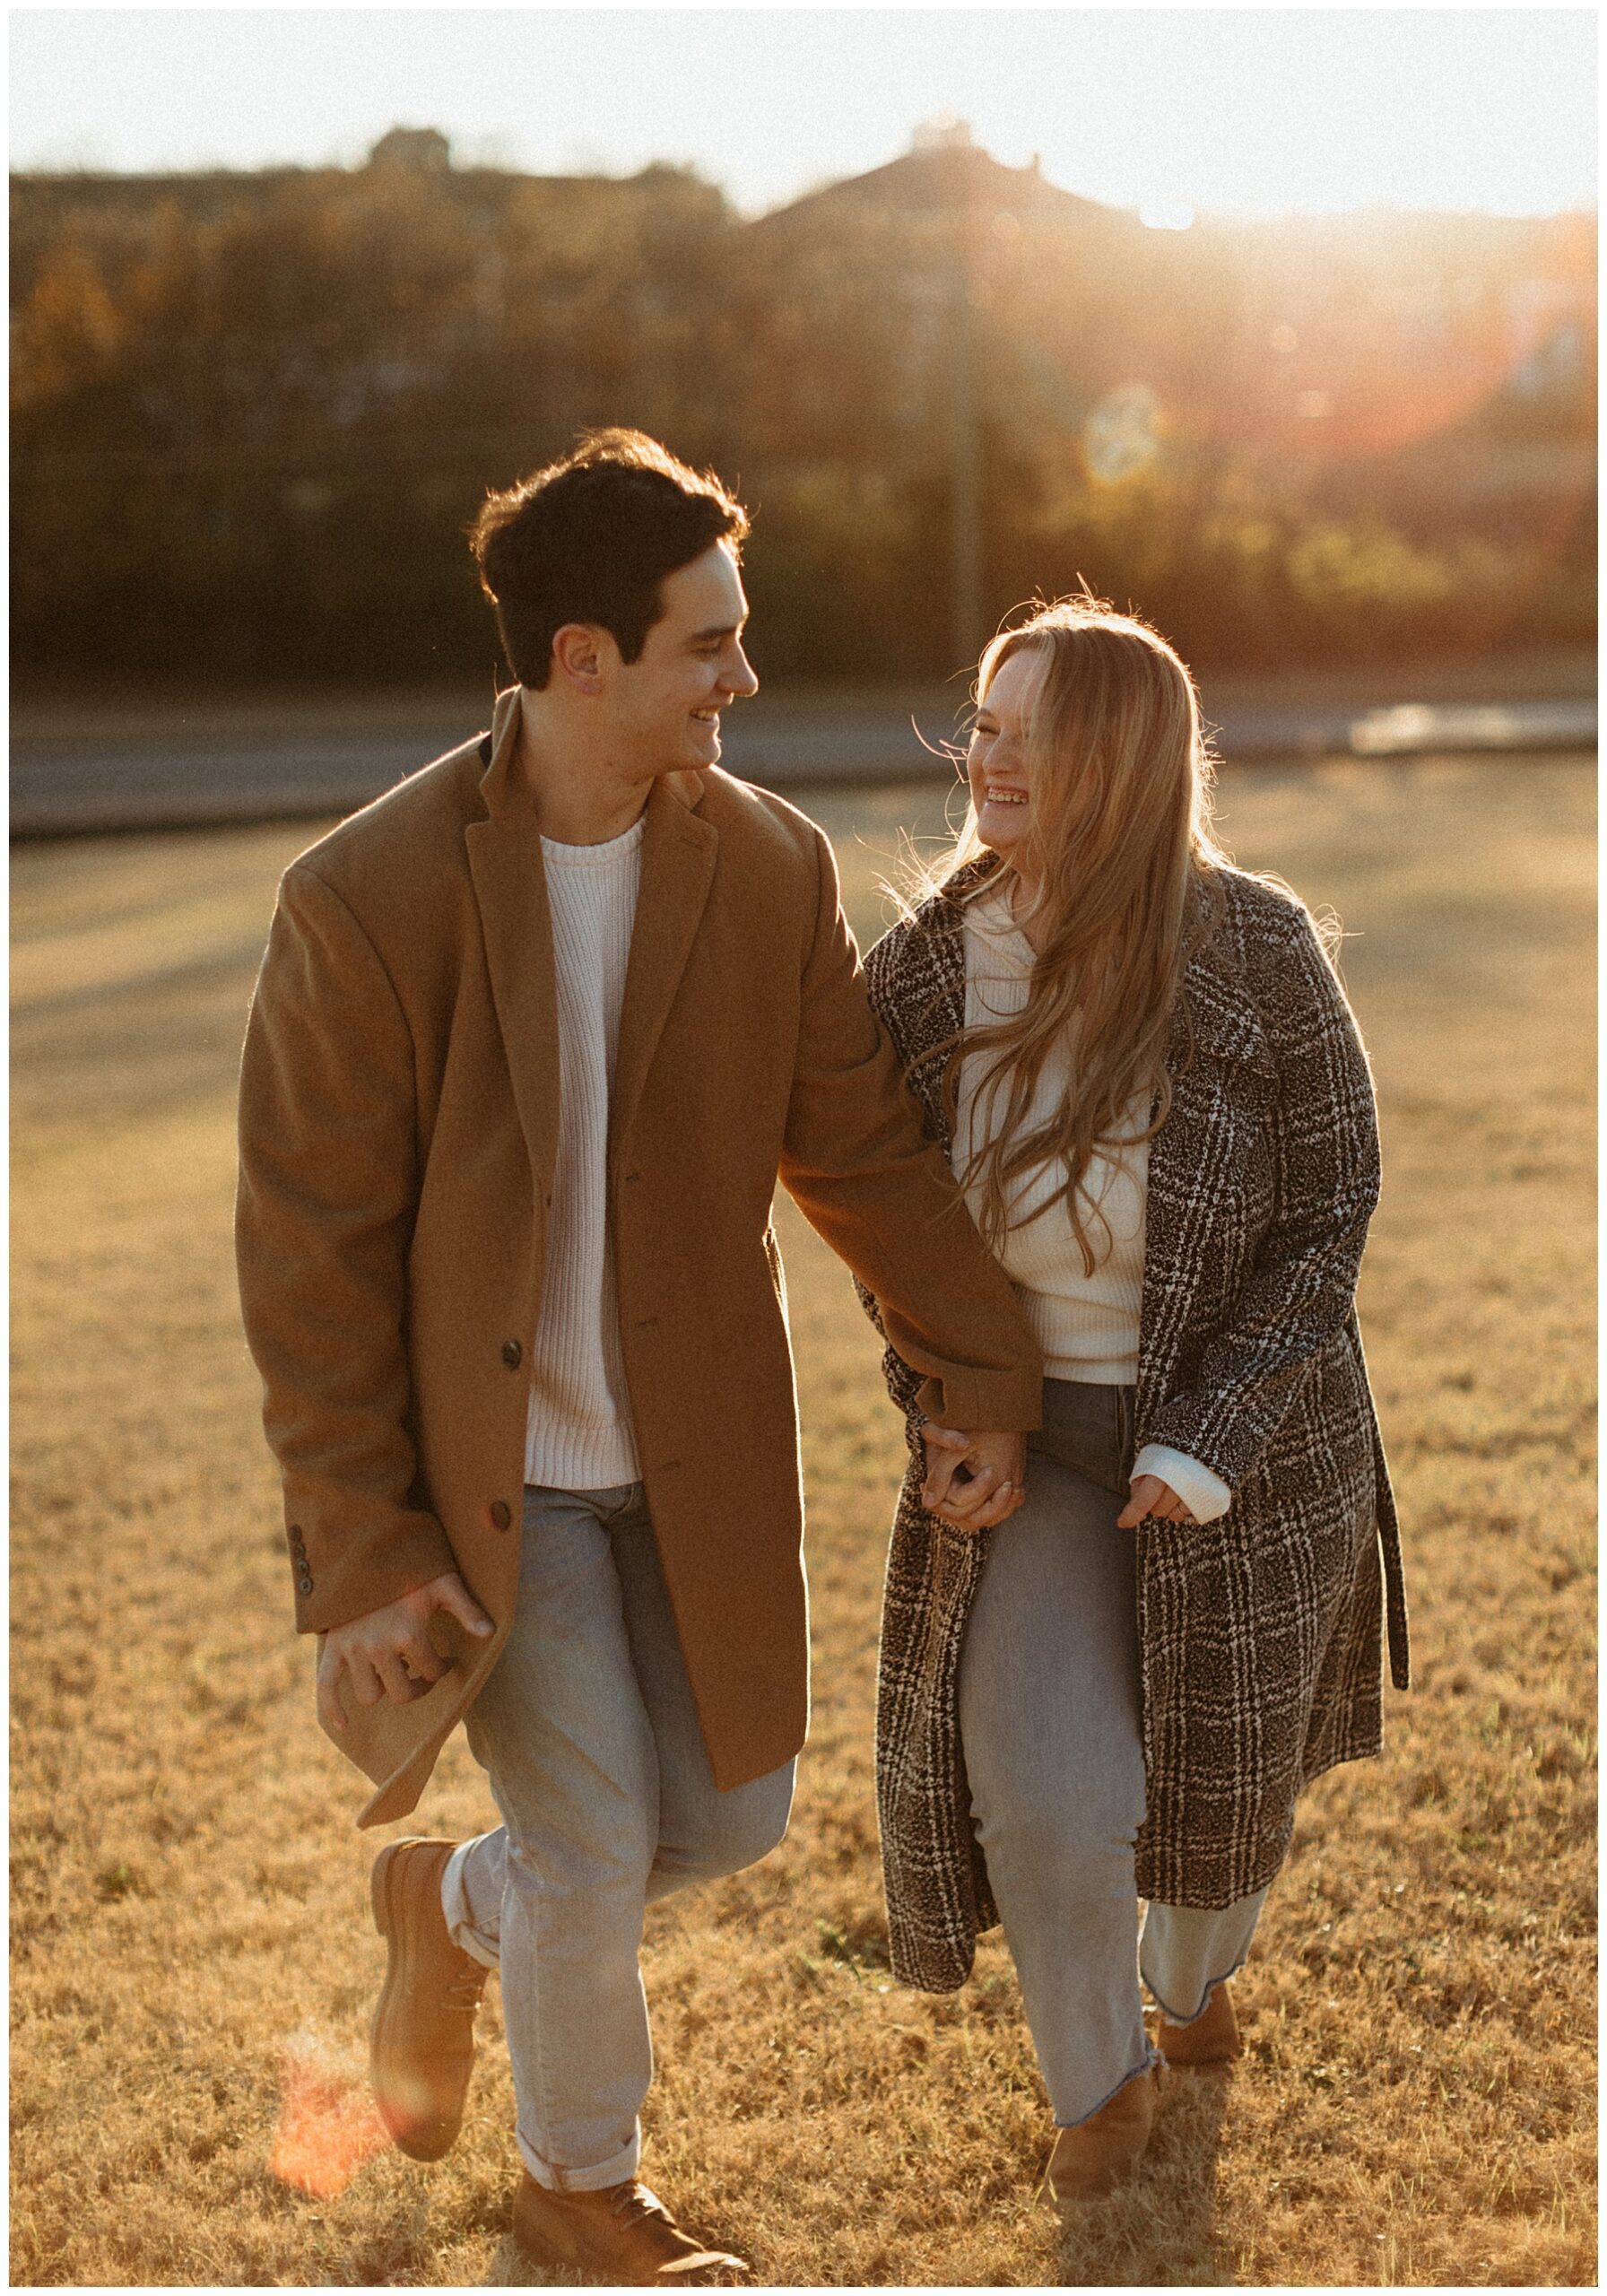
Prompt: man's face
<box><xmin>605</xmin><ymin>541</ymin><xmax>758</xmax><ymax>774</ymax></box>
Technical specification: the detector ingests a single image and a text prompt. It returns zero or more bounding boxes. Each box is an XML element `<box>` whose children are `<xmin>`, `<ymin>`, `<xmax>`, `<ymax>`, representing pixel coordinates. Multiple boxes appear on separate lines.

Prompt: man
<box><xmin>237</xmin><ymin>429</ymin><xmax>1041</xmax><ymax>2284</ymax></box>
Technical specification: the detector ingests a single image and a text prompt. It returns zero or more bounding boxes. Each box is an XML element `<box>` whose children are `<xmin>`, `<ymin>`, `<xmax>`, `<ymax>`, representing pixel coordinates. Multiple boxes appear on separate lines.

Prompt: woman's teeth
<box><xmin>986</xmin><ymin>787</ymin><xmax>1027</xmax><ymax>805</ymax></box>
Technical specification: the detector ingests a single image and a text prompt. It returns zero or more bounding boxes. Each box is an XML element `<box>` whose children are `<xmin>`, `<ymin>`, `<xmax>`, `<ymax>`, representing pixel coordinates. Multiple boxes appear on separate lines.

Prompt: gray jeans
<box><xmin>441</xmin><ymin>1483</ymin><xmax>795</xmax><ymax>2190</ymax></box>
<box><xmin>959</xmin><ymin>1378</ymin><xmax>1266</xmax><ymax>2127</ymax></box>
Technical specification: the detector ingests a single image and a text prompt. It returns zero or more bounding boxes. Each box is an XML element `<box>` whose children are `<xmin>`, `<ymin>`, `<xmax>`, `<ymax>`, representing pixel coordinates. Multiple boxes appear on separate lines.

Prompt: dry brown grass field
<box><xmin>11</xmin><ymin>757</ymin><xmax>1595</xmax><ymax>2288</ymax></box>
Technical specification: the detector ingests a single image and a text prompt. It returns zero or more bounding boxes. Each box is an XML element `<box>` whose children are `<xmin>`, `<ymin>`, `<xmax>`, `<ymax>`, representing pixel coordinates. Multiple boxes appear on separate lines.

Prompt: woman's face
<box><xmin>967</xmin><ymin>645</ymin><xmax>1047</xmax><ymax>867</ymax></box>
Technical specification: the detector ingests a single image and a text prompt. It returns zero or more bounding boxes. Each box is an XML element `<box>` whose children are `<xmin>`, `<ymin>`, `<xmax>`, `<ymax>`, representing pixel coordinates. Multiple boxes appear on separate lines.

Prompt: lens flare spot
<box><xmin>1082</xmin><ymin>383</ymin><xmax>1162</xmax><ymax>484</ymax></box>
<box><xmin>269</xmin><ymin>2037</ymin><xmax>387</xmax><ymax>2200</ymax></box>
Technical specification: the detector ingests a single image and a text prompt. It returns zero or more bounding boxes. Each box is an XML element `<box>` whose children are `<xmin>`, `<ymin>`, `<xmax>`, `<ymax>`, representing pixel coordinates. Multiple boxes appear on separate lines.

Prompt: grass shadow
<box><xmin>1052</xmin><ymin>2071</ymin><xmax>1236</xmax><ymax>2288</ymax></box>
<box><xmin>482</xmin><ymin>2229</ymin><xmax>578</xmax><ymax>2287</ymax></box>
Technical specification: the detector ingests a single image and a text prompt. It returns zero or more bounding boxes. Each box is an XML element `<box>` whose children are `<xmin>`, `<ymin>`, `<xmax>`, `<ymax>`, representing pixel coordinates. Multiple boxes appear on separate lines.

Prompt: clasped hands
<box><xmin>920</xmin><ymin>1425</ymin><xmax>1196</xmax><ymax>1535</ymax></box>
<box><xmin>317</xmin><ymin>1448</ymin><xmax>1198</xmax><ymax>1727</ymax></box>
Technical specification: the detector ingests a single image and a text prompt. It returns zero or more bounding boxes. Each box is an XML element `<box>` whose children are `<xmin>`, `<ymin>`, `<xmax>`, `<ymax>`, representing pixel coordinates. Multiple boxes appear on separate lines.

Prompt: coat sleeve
<box><xmin>235</xmin><ymin>861</ymin><xmax>459</xmax><ymax>1634</ymax></box>
<box><xmin>777</xmin><ymin>831</ymin><xmax>1042</xmax><ymax>1434</ymax></box>
<box><xmin>1141</xmin><ymin>900</ymin><xmax>1382</xmax><ymax>1492</ymax></box>
<box><xmin>849</xmin><ymin>928</ymin><xmax>942</xmax><ymax>1423</ymax></box>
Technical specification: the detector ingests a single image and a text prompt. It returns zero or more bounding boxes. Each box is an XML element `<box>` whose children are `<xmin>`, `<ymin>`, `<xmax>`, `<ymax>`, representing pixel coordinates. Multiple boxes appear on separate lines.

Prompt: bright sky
<box><xmin>8</xmin><ymin>6</ymin><xmax>1597</xmax><ymax>220</ymax></box>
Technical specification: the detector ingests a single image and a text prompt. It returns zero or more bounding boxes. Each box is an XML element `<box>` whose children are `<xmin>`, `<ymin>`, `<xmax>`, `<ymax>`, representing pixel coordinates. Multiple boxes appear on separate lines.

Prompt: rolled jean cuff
<box><xmin>517</xmin><ymin>2118</ymin><xmax>641</xmax><ymax>2194</ymax></box>
<box><xmin>440</xmin><ymin>1836</ymin><xmax>501</xmax><ymax>1971</ymax></box>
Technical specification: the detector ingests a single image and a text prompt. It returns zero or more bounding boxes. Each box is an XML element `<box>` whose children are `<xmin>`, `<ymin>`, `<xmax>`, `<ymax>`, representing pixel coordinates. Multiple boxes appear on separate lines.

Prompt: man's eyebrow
<box><xmin>687</xmin><ymin>620</ymin><xmax>745</xmax><ymax>643</ymax></box>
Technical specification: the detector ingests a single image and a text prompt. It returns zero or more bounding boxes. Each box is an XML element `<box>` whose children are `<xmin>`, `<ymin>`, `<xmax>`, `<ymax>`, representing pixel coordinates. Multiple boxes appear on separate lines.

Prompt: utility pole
<box><xmin>948</xmin><ymin>251</ymin><xmax>984</xmax><ymax>671</ymax></box>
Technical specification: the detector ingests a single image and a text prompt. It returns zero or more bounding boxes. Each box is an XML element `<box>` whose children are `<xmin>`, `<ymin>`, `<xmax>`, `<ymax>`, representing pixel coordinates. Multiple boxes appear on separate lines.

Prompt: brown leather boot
<box><xmin>1156</xmin><ymin>1979</ymin><xmax>1242</xmax><ymax>2066</ymax></box>
<box><xmin>1045</xmin><ymin>2064</ymin><xmax>1160</xmax><ymax>2205</ymax></box>
<box><xmin>512</xmin><ymin>2171</ymin><xmax>750</xmax><ymax>2285</ymax></box>
<box><xmin>369</xmin><ymin>1836</ymin><xmax>489</xmax><ymax>2161</ymax></box>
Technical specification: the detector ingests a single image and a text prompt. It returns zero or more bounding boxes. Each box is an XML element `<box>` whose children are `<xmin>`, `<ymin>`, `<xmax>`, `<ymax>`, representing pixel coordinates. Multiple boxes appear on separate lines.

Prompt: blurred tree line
<box><xmin>12</xmin><ymin>134</ymin><xmax>1596</xmax><ymax>690</ymax></box>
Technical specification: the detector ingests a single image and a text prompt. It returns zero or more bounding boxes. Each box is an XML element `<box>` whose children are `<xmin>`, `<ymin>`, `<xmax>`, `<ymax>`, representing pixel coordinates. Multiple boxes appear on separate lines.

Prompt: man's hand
<box><xmin>919</xmin><ymin>1425</ymin><xmax>1028</xmax><ymax>1533</ymax></box>
<box><xmin>317</xmin><ymin>1571</ymin><xmax>494</xmax><ymax>1735</ymax></box>
<box><xmin>1116</xmin><ymin>1474</ymin><xmax>1196</xmax><ymax>1529</ymax></box>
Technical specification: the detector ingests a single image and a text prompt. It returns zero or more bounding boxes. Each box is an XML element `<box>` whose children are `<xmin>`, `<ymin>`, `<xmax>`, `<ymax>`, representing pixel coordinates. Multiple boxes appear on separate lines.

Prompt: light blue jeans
<box><xmin>959</xmin><ymin>1378</ymin><xmax>1267</xmax><ymax>2128</ymax></box>
<box><xmin>441</xmin><ymin>1483</ymin><xmax>795</xmax><ymax>2190</ymax></box>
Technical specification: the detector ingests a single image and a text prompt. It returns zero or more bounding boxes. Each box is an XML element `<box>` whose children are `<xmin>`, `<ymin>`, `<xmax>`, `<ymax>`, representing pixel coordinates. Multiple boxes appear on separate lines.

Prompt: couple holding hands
<box><xmin>236</xmin><ymin>429</ymin><xmax>1406</xmax><ymax>2283</ymax></box>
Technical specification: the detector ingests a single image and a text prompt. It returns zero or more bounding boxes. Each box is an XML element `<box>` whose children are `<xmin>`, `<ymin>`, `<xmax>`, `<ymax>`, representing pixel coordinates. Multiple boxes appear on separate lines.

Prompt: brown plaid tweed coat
<box><xmin>861</xmin><ymin>855</ymin><xmax>1409</xmax><ymax>1992</ymax></box>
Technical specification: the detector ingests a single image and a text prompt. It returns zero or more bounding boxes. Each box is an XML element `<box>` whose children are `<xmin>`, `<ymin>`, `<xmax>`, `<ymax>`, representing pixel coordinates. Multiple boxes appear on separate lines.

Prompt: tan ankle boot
<box><xmin>1156</xmin><ymin>1979</ymin><xmax>1242</xmax><ymax>2066</ymax></box>
<box><xmin>1045</xmin><ymin>2064</ymin><xmax>1160</xmax><ymax>2205</ymax></box>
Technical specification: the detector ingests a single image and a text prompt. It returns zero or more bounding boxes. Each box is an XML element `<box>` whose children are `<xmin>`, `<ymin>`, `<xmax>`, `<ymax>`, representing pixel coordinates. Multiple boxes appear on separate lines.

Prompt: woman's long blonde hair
<box><xmin>918</xmin><ymin>594</ymin><xmax>1229</xmax><ymax>1274</ymax></box>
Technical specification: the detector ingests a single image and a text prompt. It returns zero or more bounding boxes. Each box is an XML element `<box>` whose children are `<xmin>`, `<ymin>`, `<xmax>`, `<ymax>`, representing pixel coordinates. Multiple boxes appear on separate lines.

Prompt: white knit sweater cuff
<box><xmin>1132</xmin><ymin>1443</ymin><xmax>1233</xmax><ymax>1524</ymax></box>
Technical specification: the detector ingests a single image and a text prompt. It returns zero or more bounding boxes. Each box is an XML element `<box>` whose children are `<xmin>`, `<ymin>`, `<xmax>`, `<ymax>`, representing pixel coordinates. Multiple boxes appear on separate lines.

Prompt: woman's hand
<box><xmin>1117</xmin><ymin>1474</ymin><xmax>1196</xmax><ymax>1529</ymax></box>
<box><xmin>920</xmin><ymin>1426</ymin><xmax>1027</xmax><ymax>1532</ymax></box>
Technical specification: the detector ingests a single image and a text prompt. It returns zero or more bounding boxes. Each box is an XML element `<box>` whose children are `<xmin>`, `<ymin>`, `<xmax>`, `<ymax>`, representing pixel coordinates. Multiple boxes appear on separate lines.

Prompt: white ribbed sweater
<box><xmin>955</xmin><ymin>884</ymin><xmax>1231</xmax><ymax>1523</ymax></box>
<box><xmin>955</xmin><ymin>890</ymin><xmax>1150</xmax><ymax>1384</ymax></box>
<box><xmin>524</xmin><ymin>821</ymin><xmax>644</xmax><ymax>1491</ymax></box>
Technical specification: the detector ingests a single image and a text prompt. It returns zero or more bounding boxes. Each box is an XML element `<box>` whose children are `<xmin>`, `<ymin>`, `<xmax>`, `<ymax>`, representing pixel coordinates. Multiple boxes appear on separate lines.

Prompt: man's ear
<box><xmin>552</xmin><ymin>622</ymin><xmax>607</xmax><ymax>695</ymax></box>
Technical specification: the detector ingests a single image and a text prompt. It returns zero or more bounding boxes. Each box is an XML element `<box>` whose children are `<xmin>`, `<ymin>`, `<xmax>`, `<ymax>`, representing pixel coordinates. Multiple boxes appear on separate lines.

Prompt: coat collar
<box><xmin>465</xmin><ymin>690</ymin><xmax>718</xmax><ymax>1194</ymax></box>
<box><xmin>474</xmin><ymin>687</ymin><xmax>707</xmax><ymax>822</ymax></box>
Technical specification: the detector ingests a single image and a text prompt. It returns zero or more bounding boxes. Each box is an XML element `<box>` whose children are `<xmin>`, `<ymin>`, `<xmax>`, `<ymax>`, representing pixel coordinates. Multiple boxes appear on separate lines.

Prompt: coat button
<box><xmin>501</xmin><ymin>1339</ymin><xmax>523</xmax><ymax>1369</ymax></box>
<box><xmin>490</xmin><ymin>1500</ymin><xmax>512</xmax><ymax>1532</ymax></box>
<box><xmin>297</xmin><ymin>1572</ymin><xmax>314</xmax><ymax>1596</ymax></box>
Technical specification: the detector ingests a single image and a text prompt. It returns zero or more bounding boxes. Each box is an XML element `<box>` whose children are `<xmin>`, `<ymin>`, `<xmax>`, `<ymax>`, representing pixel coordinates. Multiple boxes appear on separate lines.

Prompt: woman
<box><xmin>860</xmin><ymin>597</ymin><xmax>1408</xmax><ymax>2205</ymax></box>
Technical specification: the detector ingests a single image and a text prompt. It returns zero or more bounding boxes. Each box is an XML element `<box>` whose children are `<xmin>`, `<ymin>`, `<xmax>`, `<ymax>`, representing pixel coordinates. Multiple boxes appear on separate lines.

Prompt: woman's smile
<box><xmin>968</xmin><ymin>645</ymin><xmax>1046</xmax><ymax>860</ymax></box>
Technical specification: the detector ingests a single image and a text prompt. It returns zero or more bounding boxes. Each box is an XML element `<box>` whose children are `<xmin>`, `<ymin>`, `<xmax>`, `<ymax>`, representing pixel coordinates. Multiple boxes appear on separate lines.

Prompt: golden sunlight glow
<box><xmin>269</xmin><ymin>2038</ymin><xmax>387</xmax><ymax>2200</ymax></box>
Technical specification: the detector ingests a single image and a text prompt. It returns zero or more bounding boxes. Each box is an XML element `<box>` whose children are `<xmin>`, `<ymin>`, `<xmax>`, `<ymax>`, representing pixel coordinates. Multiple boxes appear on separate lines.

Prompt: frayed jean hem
<box><xmin>1053</xmin><ymin>2042</ymin><xmax>1162</xmax><ymax>2130</ymax></box>
<box><xmin>1143</xmin><ymin>1946</ymin><xmax>1255</xmax><ymax>2029</ymax></box>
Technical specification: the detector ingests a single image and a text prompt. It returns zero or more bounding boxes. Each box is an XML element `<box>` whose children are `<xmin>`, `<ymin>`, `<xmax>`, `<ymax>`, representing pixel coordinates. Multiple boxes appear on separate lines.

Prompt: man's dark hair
<box><xmin>469</xmin><ymin>429</ymin><xmax>750</xmax><ymax>689</ymax></box>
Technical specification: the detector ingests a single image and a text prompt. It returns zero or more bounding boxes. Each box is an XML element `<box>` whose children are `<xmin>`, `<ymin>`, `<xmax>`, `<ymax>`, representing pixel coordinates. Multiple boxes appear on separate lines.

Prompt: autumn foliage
<box><xmin>10</xmin><ymin>144</ymin><xmax>1595</xmax><ymax>688</ymax></box>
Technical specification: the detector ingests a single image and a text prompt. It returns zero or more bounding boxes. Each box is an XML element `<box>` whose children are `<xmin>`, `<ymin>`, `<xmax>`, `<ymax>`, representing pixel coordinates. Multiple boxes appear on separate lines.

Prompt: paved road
<box><xmin>10</xmin><ymin>694</ymin><xmax>1596</xmax><ymax>839</ymax></box>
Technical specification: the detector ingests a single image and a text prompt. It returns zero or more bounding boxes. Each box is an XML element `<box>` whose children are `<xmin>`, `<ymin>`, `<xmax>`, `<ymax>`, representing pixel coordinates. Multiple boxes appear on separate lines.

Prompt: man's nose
<box><xmin>724</xmin><ymin>644</ymin><xmax>759</xmax><ymax>699</ymax></box>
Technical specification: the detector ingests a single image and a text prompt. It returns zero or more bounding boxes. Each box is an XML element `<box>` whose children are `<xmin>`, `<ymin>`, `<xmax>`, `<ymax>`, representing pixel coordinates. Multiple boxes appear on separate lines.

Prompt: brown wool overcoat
<box><xmin>236</xmin><ymin>697</ymin><xmax>1044</xmax><ymax>1827</ymax></box>
<box><xmin>860</xmin><ymin>857</ymin><xmax>1411</xmax><ymax>1990</ymax></box>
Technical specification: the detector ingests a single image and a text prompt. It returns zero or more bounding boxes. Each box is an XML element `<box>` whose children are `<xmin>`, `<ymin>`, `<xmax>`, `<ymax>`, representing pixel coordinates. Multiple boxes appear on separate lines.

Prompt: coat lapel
<box><xmin>464</xmin><ymin>695</ymin><xmax>560</xmax><ymax>1196</ymax></box>
<box><xmin>610</xmin><ymin>777</ymin><xmax>718</xmax><ymax>1163</ymax></box>
<box><xmin>894</xmin><ymin>861</ymin><xmax>987</xmax><ymax>1145</ymax></box>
